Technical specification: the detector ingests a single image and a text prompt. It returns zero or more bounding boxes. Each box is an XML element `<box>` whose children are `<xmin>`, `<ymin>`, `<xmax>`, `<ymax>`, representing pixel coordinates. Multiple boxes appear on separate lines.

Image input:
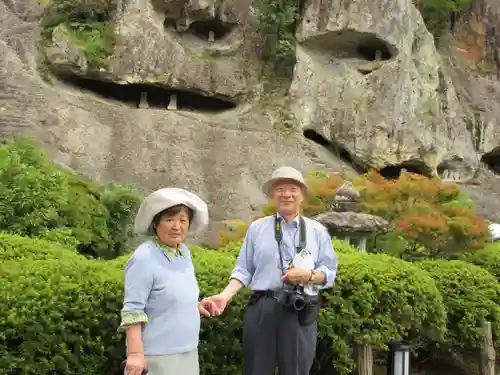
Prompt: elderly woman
<box><xmin>118</xmin><ymin>188</ymin><xmax>217</xmax><ymax>375</ymax></box>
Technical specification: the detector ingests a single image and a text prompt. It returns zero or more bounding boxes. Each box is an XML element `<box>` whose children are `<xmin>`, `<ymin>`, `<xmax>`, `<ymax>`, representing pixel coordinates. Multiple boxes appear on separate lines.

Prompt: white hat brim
<box><xmin>134</xmin><ymin>188</ymin><xmax>209</xmax><ymax>235</ymax></box>
<box><xmin>262</xmin><ymin>177</ymin><xmax>309</xmax><ymax>198</ymax></box>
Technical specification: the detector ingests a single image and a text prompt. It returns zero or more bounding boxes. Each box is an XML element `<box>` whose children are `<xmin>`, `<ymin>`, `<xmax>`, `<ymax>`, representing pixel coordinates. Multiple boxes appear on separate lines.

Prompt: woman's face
<box><xmin>155</xmin><ymin>206</ymin><xmax>191</xmax><ymax>247</ymax></box>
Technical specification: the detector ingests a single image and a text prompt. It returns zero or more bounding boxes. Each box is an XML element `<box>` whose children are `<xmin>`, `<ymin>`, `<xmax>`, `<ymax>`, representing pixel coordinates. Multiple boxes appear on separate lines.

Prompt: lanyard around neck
<box><xmin>274</xmin><ymin>214</ymin><xmax>307</xmax><ymax>274</ymax></box>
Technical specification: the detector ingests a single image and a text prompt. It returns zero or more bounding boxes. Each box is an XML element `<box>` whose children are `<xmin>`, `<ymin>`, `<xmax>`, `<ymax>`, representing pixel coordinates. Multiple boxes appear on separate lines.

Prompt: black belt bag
<box><xmin>298</xmin><ymin>295</ymin><xmax>321</xmax><ymax>326</ymax></box>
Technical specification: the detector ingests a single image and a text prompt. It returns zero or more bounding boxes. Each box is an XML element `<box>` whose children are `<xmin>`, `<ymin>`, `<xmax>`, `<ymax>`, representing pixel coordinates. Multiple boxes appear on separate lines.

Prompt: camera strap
<box><xmin>274</xmin><ymin>214</ymin><xmax>306</xmax><ymax>275</ymax></box>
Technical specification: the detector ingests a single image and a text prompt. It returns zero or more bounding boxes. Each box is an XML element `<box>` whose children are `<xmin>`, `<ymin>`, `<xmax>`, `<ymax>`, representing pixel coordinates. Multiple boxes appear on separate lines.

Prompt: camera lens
<box><xmin>293</xmin><ymin>298</ymin><xmax>306</xmax><ymax>311</ymax></box>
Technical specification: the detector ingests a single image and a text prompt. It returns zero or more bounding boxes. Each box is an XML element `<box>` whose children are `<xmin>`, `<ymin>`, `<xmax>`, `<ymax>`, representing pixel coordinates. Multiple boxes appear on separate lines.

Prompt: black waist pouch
<box><xmin>298</xmin><ymin>296</ymin><xmax>322</xmax><ymax>326</ymax></box>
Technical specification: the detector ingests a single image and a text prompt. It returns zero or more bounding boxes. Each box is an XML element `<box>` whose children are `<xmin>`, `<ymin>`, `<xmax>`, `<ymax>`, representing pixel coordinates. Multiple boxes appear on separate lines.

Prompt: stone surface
<box><xmin>291</xmin><ymin>0</ymin><xmax>478</xmax><ymax>181</ymax></box>
<box><xmin>1</xmin><ymin>0</ymin><xmax>500</xmax><ymax>228</ymax></box>
<box><xmin>314</xmin><ymin>211</ymin><xmax>389</xmax><ymax>234</ymax></box>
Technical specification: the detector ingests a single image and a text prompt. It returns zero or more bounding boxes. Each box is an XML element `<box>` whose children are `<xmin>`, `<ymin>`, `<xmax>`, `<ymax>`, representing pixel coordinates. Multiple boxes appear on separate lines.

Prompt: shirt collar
<box><xmin>276</xmin><ymin>212</ymin><xmax>300</xmax><ymax>228</ymax></box>
<box><xmin>152</xmin><ymin>236</ymin><xmax>186</xmax><ymax>261</ymax></box>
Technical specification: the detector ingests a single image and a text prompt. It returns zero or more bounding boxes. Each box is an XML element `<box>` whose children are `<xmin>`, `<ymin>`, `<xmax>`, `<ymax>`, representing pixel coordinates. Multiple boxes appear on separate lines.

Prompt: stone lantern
<box><xmin>314</xmin><ymin>181</ymin><xmax>389</xmax><ymax>252</ymax></box>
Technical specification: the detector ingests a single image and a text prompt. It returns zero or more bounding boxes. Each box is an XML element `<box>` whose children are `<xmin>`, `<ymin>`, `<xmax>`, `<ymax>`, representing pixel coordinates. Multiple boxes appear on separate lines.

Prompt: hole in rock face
<box><xmin>303</xmin><ymin>129</ymin><xmax>367</xmax><ymax>173</ymax></box>
<box><xmin>56</xmin><ymin>74</ymin><xmax>236</xmax><ymax>112</ymax></box>
<box><xmin>164</xmin><ymin>17</ymin><xmax>234</xmax><ymax>41</ymax></box>
<box><xmin>379</xmin><ymin>161</ymin><xmax>430</xmax><ymax>180</ymax></box>
<box><xmin>356</xmin><ymin>40</ymin><xmax>392</xmax><ymax>61</ymax></box>
<box><xmin>481</xmin><ymin>147</ymin><xmax>500</xmax><ymax>175</ymax></box>
<box><xmin>302</xmin><ymin>30</ymin><xmax>397</xmax><ymax>74</ymax></box>
<box><xmin>189</xmin><ymin>19</ymin><xmax>233</xmax><ymax>40</ymax></box>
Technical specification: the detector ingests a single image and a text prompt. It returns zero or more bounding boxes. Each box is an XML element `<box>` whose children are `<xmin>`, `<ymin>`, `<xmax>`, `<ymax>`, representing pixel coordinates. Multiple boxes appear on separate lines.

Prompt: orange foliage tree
<box><xmin>359</xmin><ymin>170</ymin><xmax>489</xmax><ymax>259</ymax></box>
<box><xmin>216</xmin><ymin>168</ymin><xmax>489</xmax><ymax>259</ymax></box>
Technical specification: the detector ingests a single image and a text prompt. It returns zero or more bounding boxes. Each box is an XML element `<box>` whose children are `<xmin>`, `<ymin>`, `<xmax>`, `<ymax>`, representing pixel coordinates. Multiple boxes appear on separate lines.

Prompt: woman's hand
<box><xmin>198</xmin><ymin>299</ymin><xmax>218</xmax><ymax>316</ymax></box>
<box><xmin>206</xmin><ymin>294</ymin><xmax>229</xmax><ymax>315</ymax></box>
<box><xmin>125</xmin><ymin>352</ymin><xmax>147</xmax><ymax>375</ymax></box>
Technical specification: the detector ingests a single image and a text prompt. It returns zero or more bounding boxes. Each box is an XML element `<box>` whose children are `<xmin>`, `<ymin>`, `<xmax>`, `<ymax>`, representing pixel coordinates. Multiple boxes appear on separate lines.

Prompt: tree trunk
<box><xmin>355</xmin><ymin>343</ymin><xmax>373</xmax><ymax>375</ymax></box>
<box><xmin>479</xmin><ymin>321</ymin><xmax>495</xmax><ymax>375</ymax></box>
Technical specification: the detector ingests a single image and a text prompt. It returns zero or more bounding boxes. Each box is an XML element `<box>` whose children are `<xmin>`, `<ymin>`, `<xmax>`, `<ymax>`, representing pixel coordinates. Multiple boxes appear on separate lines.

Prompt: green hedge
<box><xmin>0</xmin><ymin>234</ymin><xmax>454</xmax><ymax>375</ymax></box>
<box><xmin>2</xmin><ymin>234</ymin><xmax>500</xmax><ymax>374</ymax></box>
<box><xmin>467</xmin><ymin>242</ymin><xmax>500</xmax><ymax>281</ymax></box>
<box><xmin>0</xmin><ymin>257</ymin><xmax>123</xmax><ymax>374</ymax></box>
<box><xmin>0</xmin><ymin>233</ymin><xmax>79</xmax><ymax>261</ymax></box>
<box><xmin>417</xmin><ymin>259</ymin><xmax>500</xmax><ymax>363</ymax></box>
<box><xmin>319</xmin><ymin>252</ymin><xmax>446</xmax><ymax>373</ymax></box>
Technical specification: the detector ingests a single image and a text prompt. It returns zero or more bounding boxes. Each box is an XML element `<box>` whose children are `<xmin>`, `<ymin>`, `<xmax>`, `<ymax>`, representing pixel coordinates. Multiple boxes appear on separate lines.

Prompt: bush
<box><xmin>41</xmin><ymin>0</ymin><xmax>118</xmax><ymax>68</ymax></box>
<box><xmin>417</xmin><ymin>259</ymin><xmax>500</xmax><ymax>363</ymax></box>
<box><xmin>0</xmin><ymin>233</ymin><xmax>80</xmax><ymax>261</ymax></box>
<box><xmin>419</xmin><ymin>0</ymin><xmax>471</xmax><ymax>37</ymax></box>
<box><xmin>192</xmin><ymin>247</ymin><xmax>249</xmax><ymax>375</ymax></box>
<box><xmin>0</xmin><ymin>138</ymin><xmax>69</xmax><ymax>236</ymax></box>
<box><xmin>317</xmin><ymin>252</ymin><xmax>446</xmax><ymax>374</ymax></box>
<box><xmin>0</xmin><ymin>258</ymin><xmax>124</xmax><ymax>375</ymax></box>
<box><xmin>0</xmin><ymin>235</ymin><xmax>451</xmax><ymax>375</ymax></box>
<box><xmin>331</xmin><ymin>237</ymin><xmax>357</xmax><ymax>254</ymax></box>
<box><xmin>0</xmin><ymin>137</ymin><xmax>142</xmax><ymax>259</ymax></box>
<box><xmin>467</xmin><ymin>242</ymin><xmax>500</xmax><ymax>281</ymax></box>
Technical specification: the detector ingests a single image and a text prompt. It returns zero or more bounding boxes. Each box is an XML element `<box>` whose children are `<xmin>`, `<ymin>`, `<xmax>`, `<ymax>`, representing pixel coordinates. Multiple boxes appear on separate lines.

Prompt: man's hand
<box><xmin>205</xmin><ymin>294</ymin><xmax>229</xmax><ymax>315</ymax></box>
<box><xmin>281</xmin><ymin>267</ymin><xmax>312</xmax><ymax>285</ymax></box>
<box><xmin>198</xmin><ymin>299</ymin><xmax>218</xmax><ymax>317</ymax></box>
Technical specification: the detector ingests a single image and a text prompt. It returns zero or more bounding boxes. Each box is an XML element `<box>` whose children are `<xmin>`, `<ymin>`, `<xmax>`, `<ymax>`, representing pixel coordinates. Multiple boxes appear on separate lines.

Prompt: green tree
<box><xmin>419</xmin><ymin>0</ymin><xmax>471</xmax><ymax>36</ymax></box>
<box><xmin>0</xmin><ymin>138</ymin><xmax>69</xmax><ymax>236</ymax></box>
<box><xmin>0</xmin><ymin>137</ymin><xmax>142</xmax><ymax>259</ymax></box>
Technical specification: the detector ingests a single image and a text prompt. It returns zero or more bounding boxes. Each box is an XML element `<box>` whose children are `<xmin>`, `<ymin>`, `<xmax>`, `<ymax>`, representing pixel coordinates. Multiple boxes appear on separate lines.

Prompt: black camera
<box><xmin>276</xmin><ymin>284</ymin><xmax>306</xmax><ymax>312</ymax></box>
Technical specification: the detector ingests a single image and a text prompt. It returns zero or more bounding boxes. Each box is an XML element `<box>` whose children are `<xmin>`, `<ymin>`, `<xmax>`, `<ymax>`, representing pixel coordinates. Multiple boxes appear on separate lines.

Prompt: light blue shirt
<box><xmin>121</xmin><ymin>241</ymin><xmax>200</xmax><ymax>355</ymax></box>
<box><xmin>230</xmin><ymin>214</ymin><xmax>338</xmax><ymax>295</ymax></box>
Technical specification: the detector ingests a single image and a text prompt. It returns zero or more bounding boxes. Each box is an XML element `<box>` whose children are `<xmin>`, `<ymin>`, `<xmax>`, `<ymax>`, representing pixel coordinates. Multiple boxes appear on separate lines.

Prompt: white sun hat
<box><xmin>134</xmin><ymin>187</ymin><xmax>209</xmax><ymax>235</ymax></box>
<box><xmin>262</xmin><ymin>166</ymin><xmax>309</xmax><ymax>198</ymax></box>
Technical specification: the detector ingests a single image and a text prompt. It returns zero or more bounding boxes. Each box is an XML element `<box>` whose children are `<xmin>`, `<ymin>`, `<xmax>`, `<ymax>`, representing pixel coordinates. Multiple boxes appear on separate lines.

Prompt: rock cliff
<box><xmin>1</xmin><ymin>0</ymin><xmax>500</xmax><ymax>226</ymax></box>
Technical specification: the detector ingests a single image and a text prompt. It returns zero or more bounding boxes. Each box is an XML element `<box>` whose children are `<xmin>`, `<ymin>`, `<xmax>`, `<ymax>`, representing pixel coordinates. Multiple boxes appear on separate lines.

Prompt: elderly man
<box><xmin>205</xmin><ymin>167</ymin><xmax>338</xmax><ymax>375</ymax></box>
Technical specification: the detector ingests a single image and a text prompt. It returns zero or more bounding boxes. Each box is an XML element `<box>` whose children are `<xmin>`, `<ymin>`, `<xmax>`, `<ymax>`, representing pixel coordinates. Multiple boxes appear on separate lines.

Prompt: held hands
<box><xmin>199</xmin><ymin>294</ymin><xmax>229</xmax><ymax>316</ymax></box>
<box><xmin>281</xmin><ymin>267</ymin><xmax>313</xmax><ymax>285</ymax></box>
<box><xmin>198</xmin><ymin>299</ymin><xmax>219</xmax><ymax>317</ymax></box>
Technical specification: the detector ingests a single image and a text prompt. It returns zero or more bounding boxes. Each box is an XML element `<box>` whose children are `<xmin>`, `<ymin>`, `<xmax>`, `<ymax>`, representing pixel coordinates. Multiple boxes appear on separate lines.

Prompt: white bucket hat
<box><xmin>262</xmin><ymin>166</ymin><xmax>309</xmax><ymax>197</ymax></box>
<box><xmin>134</xmin><ymin>187</ymin><xmax>209</xmax><ymax>235</ymax></box>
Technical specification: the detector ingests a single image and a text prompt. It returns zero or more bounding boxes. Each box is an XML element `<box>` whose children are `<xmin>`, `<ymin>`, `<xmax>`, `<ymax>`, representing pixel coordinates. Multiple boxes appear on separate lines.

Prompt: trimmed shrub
<box><xmin>0</xmin><ymin>233</ymin><xmax>80</xmax><ymax>261</ymax></box>
<box><xmin>331</xmin><ymin>237</ymin><xmax>357</xmax><ymax>254</ymax></box>
<box><xmin>0</xmin><ymin>258</ymin><xmax>123</xmax><ymax>375</ymax></box>
<box><xmin>192</xmin><ymin>246</ymin><xmax>249</xmax><ymax>375</ymax></box>
<box><xmin>417</xmin><ymin>260</ymin><xmax>500</xmax><ymax>362</ymax></box>
<box><xmin>318</xmin><ymin>252</ymin><xmax>446</xmax><ymax>374</ymax></box>
<box><xmin>1</xmin><ymin>237</ymin><xmax>489</xmax><ymax>375</ymax></box>
<box><xmin>467</xmin><ymin>242</ymin><xmax>500</xmax><ymax>281</ymax></box>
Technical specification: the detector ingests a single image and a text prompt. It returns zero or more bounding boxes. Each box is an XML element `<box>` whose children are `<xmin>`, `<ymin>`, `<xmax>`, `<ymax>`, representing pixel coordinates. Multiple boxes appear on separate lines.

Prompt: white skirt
<box><xmin>125</xmin><ymin>349</ymin><xmax>199</xmax><ymax>375</ymax></box>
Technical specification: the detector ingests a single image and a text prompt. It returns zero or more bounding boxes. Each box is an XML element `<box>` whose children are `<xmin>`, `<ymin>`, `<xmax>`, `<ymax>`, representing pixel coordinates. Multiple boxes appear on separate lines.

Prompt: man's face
<box><xmin>272</xmin><ymin>179</ymin><xmax>304</xmax><ymax>216</ymax></box>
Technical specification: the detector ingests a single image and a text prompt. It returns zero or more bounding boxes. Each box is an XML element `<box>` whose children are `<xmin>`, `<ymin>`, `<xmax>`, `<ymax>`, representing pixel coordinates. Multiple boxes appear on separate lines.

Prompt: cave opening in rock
<box><xmin>481</xmin><ymin>147</ymin><xmax>500</xmax><ymax>175</ymax></box>
<box><xmin>356</xmin><ymin>37</ymin><xmax>393</xmax><ymax>61</ymax></box>
<box><xmin>303</xmin><ymin>129</ymin><xmax>367</xmax><ymax>173</ymax></box>
<box><xmin>56</xmin><ymin>74</ymin><xmax>236</xmax><ymax>112</ymax></box>
<box><xmin>164</xmin><ymin>17</ymin><xmax>234</xmax><ymax>41</ymax></box>
<box><xmin>301</xmin><ymin>30</ymin><xmax>397</xmax><ymax>62</ymax></box>
<box><xmin>379</xmin><ymin>161</ymin><xmax>430</xmax><ymax>180</ymax></box>
<box><xmin>189</xmin><ymin>19</ymin><xmax>233</xmax><ymax>40</ymax></box>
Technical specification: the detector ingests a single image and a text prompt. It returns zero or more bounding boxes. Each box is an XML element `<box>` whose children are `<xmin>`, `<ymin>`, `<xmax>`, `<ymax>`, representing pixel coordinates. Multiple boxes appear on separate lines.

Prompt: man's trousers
<box><xmin>242</xmin><ymin>295</ymin><xmax>318</xmax><ymax>375</ymax></box>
